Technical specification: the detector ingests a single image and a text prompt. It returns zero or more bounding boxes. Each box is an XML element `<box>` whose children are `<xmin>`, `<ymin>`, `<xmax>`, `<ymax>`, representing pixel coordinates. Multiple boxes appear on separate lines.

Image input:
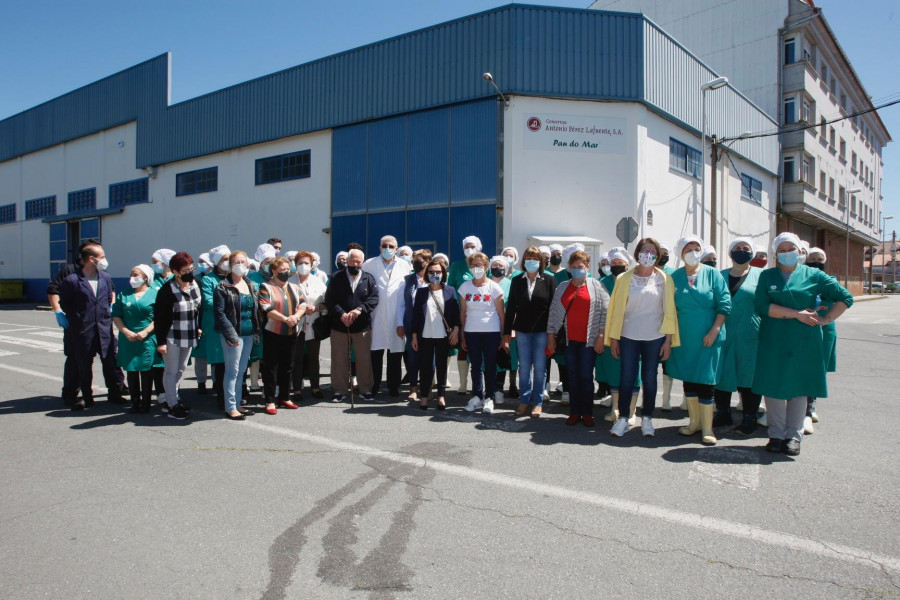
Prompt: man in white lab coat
<box><xmin>362</xmin><ymin>234</ymin><xmax>412</xmax><ymax>398</ymax></box>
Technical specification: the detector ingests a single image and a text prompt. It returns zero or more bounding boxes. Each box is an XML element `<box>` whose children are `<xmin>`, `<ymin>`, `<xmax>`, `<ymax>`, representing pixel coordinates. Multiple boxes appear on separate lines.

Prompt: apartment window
<box><xmin>801</xmin><ymin>99</ymin><xmax>812</xmax><ymax>123</ymax></box>
<box><xmin>821</xmin><ymin>63</ymin><xmax>829</xmax><ymax>83</ymax></box>
<box><xmin>0</xmin><ymin>203</ymin><xmax>15</xmax><ymax>224</ymax></box>
<box><xmin>839</xmin><ymin>139</ymin><xmax>847</xmax><ymax>161</ymax></box>
<box><xmin>109</xmin><ymin>178</ymin><xmax>149</xmax><ymax>207</ymax></box>
<box><xmin>839</xmin><ymin>186</ymin><xmax>846</xmax><ymax>208</ymax></box>
<box><xmin>852</xmin><ymin>151</ymin><xmax>858</xmax><ymax>172</ymax></box>
<box><xmin>819</xmin><ymin>170</ymin><xmax>827</xmax><ymax>193</ymax></box>
<box><xmin>783</xmin><ymin>97</ymin><xmax>797</xmax><ymax>125</ymax></box>
<box><xmin>850</xmin><ymin>195</ymin><xmax>857</xmax><ymax>216</ymax></box>
<box><xmin>740</xmin><ymin>174</ymin><xmax>762</xmax><ymax>204</ymax></box>
<box><xmin>783</xmin><ymin>156</ymin><xmax>796</xmax><ymax>183</ymax></box>
<box><xmin>255</xmin><ymin>150</ymin><xmax>311</xmax><ymax>185</ymax></box>
<box><xmin>829</xmin><ymin>177</ymin><xmax>835</xmax><ymax>200</ymax></box>
<box><xmin>25</xmin><ymin>195</ymin><xmax>56</xmax><ymax>220</ymax></box>
<box><xmin>802</xmin><ymin>156</ymin><xmax>813</xmax><ymax>184</ymax></box>
<box><xmin>68</xmin><ymin>188</ymin><xmax>96</xmax><ymax>213</ymax></box>
<box><xmin>830</xmin><ymin>76</ymin><xmax>837</xmax><ymax>94</ymax></box>
<box><xmin>669</xmin><ymin>138</ymin><xmax>702</xmax><ymax>178</ymax></box>
<box><xmin>829</xmin><ymin>127</ymin><xmax>836</xmax><ymax>148</ymax></box>
<box><xmin>784</xmin><ymin>38</ymin><xmax>796</xmax><ymax>64</ymax></box>
<box><xmin>176</xmin><ymin>167</ymin><xmax>218</xmax><ymax>196</ymax></box>
<box><xmin>840</xmin><ymin>92</ymin><xmax>847</xmax><ymax>111</ymax></box>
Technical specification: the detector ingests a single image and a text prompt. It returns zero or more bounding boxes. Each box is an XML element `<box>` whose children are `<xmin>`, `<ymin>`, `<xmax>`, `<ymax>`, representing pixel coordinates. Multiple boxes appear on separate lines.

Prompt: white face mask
<box><xmin>296</xmin><ymin>264</ymin><xmax>312</xmax><ymax>276</ymax></box>
<box><xmin>683</xmin><ymin>250</ymin><xmax>702</xmax><ymax>267</ymax></box>
<box><xmin>637</xmin><ymin>252</ymin><xmax>657</xmax><ymax>267</ymax></box>
<box><xmin>95</xmin><ymin>257</ymin><xmax>109</xmax><ymax>271</ymax></box>
<box><xmin>601</xmin><ymin>265</ymin><xmax>612</xmax><ymax>277</ymax></box>
<box><xmin>129</xmin><ymin>276</ymin><xmax>146</xmax><ymax>289</ymax></box>
<box><xmin>470</xmin><ymin>267</ymin><xmax>486</xmax><ymax>279</ymax></box>
<box><xmin>232</xmin><ymin>264</ymin><xmax>249</xmax><ymax>277</ymax></box>
<box><xmin>463</xmin><ymin>247</ymin><xmax>477</xmax><ymax>258</ymax></box>
<box><xmin>217</xmin><ymin>260</ymin><xmax>230</xmax><ymax>273</ymax></box>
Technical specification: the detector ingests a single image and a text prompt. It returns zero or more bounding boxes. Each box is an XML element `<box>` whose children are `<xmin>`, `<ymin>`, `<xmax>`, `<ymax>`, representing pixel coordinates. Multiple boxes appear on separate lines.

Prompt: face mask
<box><xmin>807</xmin><ymin>261</ymin><xmax>825</xmax><ymax>271</ymax></box>
<box><xmin>777</xmin><ymin>251</ymin><xmax>799</xmax><ymax>267</ymax></box>
<box><xmin>427</xmin><ymin>272</ymin><xmax>443</xmax><ymax>284</ymax></box>
<box><xmin>683</xmin><ymin>250</ymin><xmax>702</xmax><ymax>266</ymax></box>
<box><xmin>549</xmin><ymin>254</ymin><xmax>562</xmax><ymax>266</ymax></box>
<box><xmin>470</xmin><ymin>267</ymin><xmax>486</xmax><ymax>279</ymax></box>
<box><xmin>798</xmin><ymin>254</ymin><xmax>807</xmax><ymax>265</ymax></box>
<box><xmin>180</xmin><ymin>272</ymin><xmax>195</xmax><ymax>283</ymax></box>
<box><xmin>601</xmin><ymin>265</ymin><xmax>612</xmax><ymax>277</ymax></box>
<box><xmin>276</xmin><ymin>272</ymin><xmax>291</xmax><ymax>282</ymax></box>
<box><xmin>347</xmin><ymin>265</ymin><xmax>361</xmax><ymax>276</ymax></box>
<box><xmin>262</xmin><ymin>264</ymin><xmax>271</xmax><ymax>276</ymax></box>
<box><xmin>749</xmin><ymin>257</ymin><xmax>768</xmax><ymax>268</ymax></box>
<box><xmin>337</xmin><ymin>262</ymin><xmax>347</xmax><ymax>270</ymax></box>
<box><xmin>152</xmin><ymin>263</ymin><xmax>164</xmax><ymax>274</ymax></box>
<box><xmin>730</xmin><ymin>250</ymin><xmax>753</xmax><ymax>265</ymax></box>
<box><xmin>610</xmin><ymin>265</ymin><xmax>627</xmax><ymax>277</ymax></box>
<box><xmin>289</xmin><ymin>263</ymin><xmax>297</xmax><ymax>274</ymax></box>
<box><xmin>196</xmin><ymin>264</ymin><xmax>210</xmax><ymax>274</ymax></box>
<box><xmin>296</xmin><ymin>264</ymin><xmax>312</xmax><ymax>276</ymax></box>
<box><xmin>504</xmin><ymin>255</ymin><xmax>516</xmax><ymax>266</ymax></box>
<box><xmin>129</xmin><ymin>276</ymin><xmax>146</xmax><ymax>289</ymax></box>
<box><xmin>381</xmin><ymin>247</ymin><xmax>395</xmax><ymax>261</ymax></box>
<box><xmin>232</xmin><ymin>264</ymin><xmax>249</xmax><ymax>278</ymax></box>
<box><xmin>217</xmin><ymin>261</ymin><xmax>230</xmax><ymax>274</ymax></box>
<box><xmin>96</xmin><ymin>258</ymin><xmax>109</xmax><ymax>271</ymax></box>
<box><xmin>312</xmin><ymin>260</ymin><xmax>320</xmax><ymax>270</ymax></box>
<box><xmin>569</xmin><ymin>267</ymin><xmax>587</xmax><ymax>280</ymax></box>
<box><xmin>702</xmin><ymin>260</ymin><xmax>717</xmax><ymax>268</ymax></box>
<box><xmin>400</xmin><ymin>254</ymin><xmax>412</xmax><ymax>263</ymax></box>
<box><xmin>413</xmin><ymin>259</ymin><xmax>425</xmax><ymax>273</ymax></box>
<box><xmin>524</xmin><ymin>259</ymin><xmax>540</xmax><ymax>274</ymax></box>
<box><xmin>658</xmin><ymin>254</ymin><xmax>670</xmax><ymax>267</ymax></box>
<box><xmin>463</xmin><ymin>247</ymin><xmax>477</xmax><ymax>258</ymax></box>
<box><xmin>490</xmin><ymin>266</ymin><xmax>506</xmax><ymax>278</ymax></box>
<box><xmin>638</xmin><ymin>252</ymin><xmax>657</xmax><ymax>267</ymax></box>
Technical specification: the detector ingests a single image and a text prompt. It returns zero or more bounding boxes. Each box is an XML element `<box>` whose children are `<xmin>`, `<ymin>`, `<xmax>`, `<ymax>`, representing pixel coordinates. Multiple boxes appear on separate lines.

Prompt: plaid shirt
<box><xmin>166</xmin><ymin>280</ymin><xmax>202</xmax><ymax>347</ymax></box>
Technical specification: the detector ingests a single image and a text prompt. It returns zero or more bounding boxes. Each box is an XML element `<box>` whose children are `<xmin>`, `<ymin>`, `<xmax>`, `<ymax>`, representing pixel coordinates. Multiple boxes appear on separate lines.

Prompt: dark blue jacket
<box><xmin>58</xmin><ymin>267</ymin><xmax>115</xmax><ymax>355</ymax></box>
<box><xmin>401</xmin><ymin>272</ymin><xmax>423</xmax><ymax>333</ymax></box>
<box><xmin>324</xmin><ymin>269</ymin><xmax>379</xmax><ymax>333</ymax></box>
<box><xmin>411</xmin><ymin>285</ymin><xmax>460</xmax><ymax>338</ymax></box>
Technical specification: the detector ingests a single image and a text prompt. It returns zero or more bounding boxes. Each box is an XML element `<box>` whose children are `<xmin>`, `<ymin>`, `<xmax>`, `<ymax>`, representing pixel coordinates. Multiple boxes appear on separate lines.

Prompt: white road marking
<box><xmin>0</xmin><ymin>327</ymin><xmax>41</xmax><ymax>334</ymax></box>
<box><xmin>242</xmin><ymin>419</ymin><xmax>900</xmax><ymax>573</ymax></box>
<box><xmin>31</xmin><ymin>330</ymin><xmax>64</xmax><ymax>339</ymax></box>
<box><xmin>0</xmin><ymin>363</ymin><xmax>107</xmax><ymax>391</ymax></box>
<box><xmin>0</xmin><ymin>350</ymin><xmax>19</xmax><ymax>357</ymax></box>
<box><xmin>0</xmin><ymin>335</ymin><xmax>63</xmax><ymax>352</ymax></box>
<box><xmin>689</xmin><ymin>447</ymin><xmax>760</xmax><ymax>491</ymax></box>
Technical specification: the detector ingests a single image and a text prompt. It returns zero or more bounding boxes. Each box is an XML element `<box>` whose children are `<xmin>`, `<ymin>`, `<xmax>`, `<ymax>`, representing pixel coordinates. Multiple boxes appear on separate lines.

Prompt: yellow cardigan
<box><xmin>604</xmin><ymin>267</ymin><xmax>680</xmax><ymax>347</ymax></box>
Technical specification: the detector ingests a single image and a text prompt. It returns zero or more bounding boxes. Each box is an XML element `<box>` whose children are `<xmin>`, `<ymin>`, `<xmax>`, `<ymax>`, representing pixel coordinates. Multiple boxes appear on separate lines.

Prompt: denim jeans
<box><xmin>163</xmin><ymin>341</ymin><xmax>194</xmax><ymax>407</ymax></box>
<box><xmin>563</xmin><ymin>340</ymin><xmax>596</xmax><ymax>417</ymax></box>
<box><xmin>618</xmin><ymin>336</ymin><xmax>665</xmax><ymax>417</ymax></box>
<box><xmin>515</xmin><ymin>331</ymin><xmax>547</xmax><ymax>406</ymax></box>
<box><xmin>221</xmin><ymin>334</ymin><xmax>255</xmax><ymax>412</ymax></box>
<box><xmin>465</xmin><ymin>331</ymin><xmax>501</xmax><ymax>400</ymax></box>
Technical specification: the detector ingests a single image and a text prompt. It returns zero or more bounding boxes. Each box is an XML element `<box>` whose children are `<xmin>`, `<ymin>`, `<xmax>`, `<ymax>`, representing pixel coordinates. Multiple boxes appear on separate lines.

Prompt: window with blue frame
<box><xmin>740</xmin><ymin>174</ymin><xmax>762</xmax><ymax>204</ymax></box>
<box><xmin>109</xmin><ymin>178</ymin><xmax>149</xmax><ymax>207</ymax></box>
<box><xmin>176</xmin><ymin>167</ymin><xmax>218</xmax><ymax>196</ymax></box>
<box><xmin>669</xmin><ymin>138</ymin><xmax>702</xmax><ymax>178</ymax></box>
<box><xmin>0</xmin><ymin>203</ymin><xmax>16</xmax><ymax>224</ymax></box>
<box><xmin>255</xmin><ymin>150</ymin><xmax>311</xmax><ymax>185</ymax></box>
<box><xmin>68</xmin><ymin>188</ymin><xmax>96</xmax><ymax>212</ymax></box>
<box><xmin>25</xmin><ymin>195</ymin><xmax>56</xmax><ymax>220</ymax></box>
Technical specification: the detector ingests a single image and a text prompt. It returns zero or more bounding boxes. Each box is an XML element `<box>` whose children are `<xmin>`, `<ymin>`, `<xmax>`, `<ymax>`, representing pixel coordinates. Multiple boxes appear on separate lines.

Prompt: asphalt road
<box><xmin>0</xmin><ymin>298</ymin><xmax>897</xmax><ymax>599</ymax></box>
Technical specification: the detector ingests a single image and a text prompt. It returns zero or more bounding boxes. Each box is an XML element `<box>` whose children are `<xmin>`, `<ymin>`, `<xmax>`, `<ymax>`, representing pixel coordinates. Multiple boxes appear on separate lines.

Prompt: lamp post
<box><xmin>883</xmin><ymin>215</ymin><xmax>894</xmax><ymax>296</ymax></box>
<box><xmin>700</xmin><ymin>76</ymin><xmax>728</xmax><ymax>240</ymax></box>
<box><xmin>844</xmin><ymin>187</ymin><xmax>862</xmax><ymax>288</ymax></box>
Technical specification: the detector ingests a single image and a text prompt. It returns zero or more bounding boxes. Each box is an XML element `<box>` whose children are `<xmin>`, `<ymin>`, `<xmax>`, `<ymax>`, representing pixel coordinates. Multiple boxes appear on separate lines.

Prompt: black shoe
<box><xmin>292</xmin><ymin>392</ymin><xmax>304</xmax><ymax>403</ymax></box>
<box><xmin>765</xmin><ymin>438</ymin><xmax>784</xmax><ymax>453</ymax></box>
<box><xmin>129</xmin><ymin>405</ymin><xmax>141</xmax><ymax>414</ymax></box>
<box><xmin>734</xmin><ymin>421</ymin><xmax>757</xmax><ymax>436</ymax></box>
<box><xmin>389</xmin><ymin>389</ymin><xmax>400</xmax><ymax>398</ymax></box>
<box><xmin>167</xmin><ymin>403</ymin><xmax>190</xmax><ymax>420</ymax></box>
<box><xmin>225</xmin><ymin>412</ymin><xmax>246</xmax><ymax>421</ymax></box>
<box><xmin>109</xmin><ymin>395</ymin><xmax>129</xmax><ymax>405</ymax></box>
<box><xmin>508</xmin><ymin>386</ymin><xmax>520</xmax><ymax>399</ymax></box>
<box><xmin>783</xmin><ymin>438</ymin><xmax>801</xmax><ymax>456</ymax></box>
<box><xmin>332</xmin><ymin>393</ymin><xmax>343</xmax><ymax>403</ymax></box>
<box><xmin>71</xmin><ymin>401</ymin><xmax>85</xmax><ymax>411</ymax></box>
<box><xmin>311</xmin><ymin>389</ymin><xmax>324</xmax><ymax>399</ymax></box>
<box><xmin>197</xmin><ymin>382</ymin><xmax>209</xmax><ymax>395</ymax></box>
<box><xmin>712</xmin><ymin>411</ymin><xmax>733</xmax><ymax>428</ymax></box>
<box><xmin>83</xmin><ymin>398</ymin><xmax>95</xmax><ymax>408</ymax></box>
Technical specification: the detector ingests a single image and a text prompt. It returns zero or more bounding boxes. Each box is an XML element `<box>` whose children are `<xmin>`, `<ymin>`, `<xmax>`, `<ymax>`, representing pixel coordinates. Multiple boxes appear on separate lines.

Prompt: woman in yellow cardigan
<box><xmin>605</xmin><ymin>238</ymin><xmax>680</xmax><ymax>437</ymax></box>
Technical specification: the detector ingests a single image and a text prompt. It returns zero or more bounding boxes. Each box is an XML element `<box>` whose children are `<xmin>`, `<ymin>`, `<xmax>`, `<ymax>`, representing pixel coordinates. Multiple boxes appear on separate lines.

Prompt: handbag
<box><xmin>429</xmin><ymin>288</ymin><xmax>457</xmax><ymax>347</ymax></box>
<box><xmin>555</xmin><ymin>287</ymin><xmax>579</xmax><ymax>351</ymax></box>
<box><xmin>311</xmin><ymin>312</ymin><xmax>331</xmax><ymax>341</ymax></box>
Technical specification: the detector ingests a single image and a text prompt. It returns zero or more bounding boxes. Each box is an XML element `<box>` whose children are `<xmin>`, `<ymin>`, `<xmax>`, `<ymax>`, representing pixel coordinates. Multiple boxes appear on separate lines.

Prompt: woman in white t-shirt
<box><xmin>459</xmin><ymin>252</ymin><xmax>505</xmax><ymax>414</ymax></box>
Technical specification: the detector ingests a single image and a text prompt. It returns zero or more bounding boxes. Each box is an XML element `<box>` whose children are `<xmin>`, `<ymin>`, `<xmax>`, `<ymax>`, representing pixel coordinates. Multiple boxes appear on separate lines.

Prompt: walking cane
<box><xmin>346</xmin><ymin>324</ymin><xmax>355</xmax><ymax>410</ymax></box>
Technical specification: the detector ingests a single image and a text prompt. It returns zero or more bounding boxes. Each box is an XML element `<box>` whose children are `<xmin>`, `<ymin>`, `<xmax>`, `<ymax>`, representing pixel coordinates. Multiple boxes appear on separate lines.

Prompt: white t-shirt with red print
<box><xmin>459</xmin><ymin>279</ymin><xmax>504</xmax><ymax>333</ymax></box>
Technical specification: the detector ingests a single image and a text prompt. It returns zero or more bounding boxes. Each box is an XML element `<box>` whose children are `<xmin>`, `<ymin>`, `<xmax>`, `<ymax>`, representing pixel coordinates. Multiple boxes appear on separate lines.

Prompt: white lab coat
<box><xmin>362</xmin><ymin>256</ymin><xmax>412</xmax><ymax>352</ymax></box>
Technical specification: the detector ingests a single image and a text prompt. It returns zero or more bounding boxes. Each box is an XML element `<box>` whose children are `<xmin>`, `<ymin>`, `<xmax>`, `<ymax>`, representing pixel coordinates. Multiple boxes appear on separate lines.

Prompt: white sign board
<box><xmin>523</xmin><ymin>114</ymin><xmax>626</xmax><ymax>154</ymax></box>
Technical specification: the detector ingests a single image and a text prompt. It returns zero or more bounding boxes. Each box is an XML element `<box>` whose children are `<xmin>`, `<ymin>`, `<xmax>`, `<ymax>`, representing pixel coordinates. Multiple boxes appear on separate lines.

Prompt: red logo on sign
<box><xmin>526</xmin><ymin>117</ymin><xmax>541</xmax><ymax>132</ymax></box>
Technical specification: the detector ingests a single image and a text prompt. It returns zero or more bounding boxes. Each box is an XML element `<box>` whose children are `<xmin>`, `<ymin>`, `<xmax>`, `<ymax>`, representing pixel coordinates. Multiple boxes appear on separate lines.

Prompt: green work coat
<box><xmin>111</xmin><ymin>287</ymin><xmax>158</xmax><ymax>371</ymax></box>
<box><xmin>716</xmin><ymin>267</ymin><xmax>762</xmax><ymax>392</ymax></box>
<box><xmin>666</xmin><ymin>265</ymin><xmax>731</xmax><ymax>386</ymax></box>
<box><xmin>202</xmin><ymin>271</ymin><xmax>227</xmax><ymax>364</ymax></box>
<box><xmin>448</xmin><ymin>260</ymin><xmax>473</xmax><ymax>294</ymax></box>
<box><xmin>753</xmin><ymin>266</ymin><xmax>852</xmax><ymax>399</ymax></box>
<box><xmin>817</xmin><ymin>279</ymin><xmax>838</xmax><ymax>373</ymax></box>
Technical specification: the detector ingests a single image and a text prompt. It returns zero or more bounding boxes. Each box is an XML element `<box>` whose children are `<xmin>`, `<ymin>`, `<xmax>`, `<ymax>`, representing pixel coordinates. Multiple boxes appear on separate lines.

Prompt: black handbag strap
<box><xmin>429</xmin><ymin>288</ymin><xmax>453</xmax><ymax>336</ymax></box>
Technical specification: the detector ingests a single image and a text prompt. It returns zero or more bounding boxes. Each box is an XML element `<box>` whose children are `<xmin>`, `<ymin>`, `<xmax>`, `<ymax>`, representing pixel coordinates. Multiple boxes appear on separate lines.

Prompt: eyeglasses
<box><xmin>381</xmin><ymin>244</ymin><xmax>397</xmax><ymax>249</ymax></box>
<box><xmin>427</xmin><ymin>271</ymin><xmax>442</xmax><ymax>276</ymax></box>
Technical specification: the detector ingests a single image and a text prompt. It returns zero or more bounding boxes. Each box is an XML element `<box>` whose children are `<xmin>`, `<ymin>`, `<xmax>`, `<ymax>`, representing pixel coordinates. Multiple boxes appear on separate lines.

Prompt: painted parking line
<box><xmin>0</xmin><ymin>335</ymin><xmax>63</xmax><ymax>352</ymax></box>
<box><xmin>31</xmin><ymin>330</ymin><xmax>64</xmax><ymax>339</ymax></box>
<box><xmin>0</xmin><ymin>362</ymin><xmax>107</xmax><ymax>391</ymax></box>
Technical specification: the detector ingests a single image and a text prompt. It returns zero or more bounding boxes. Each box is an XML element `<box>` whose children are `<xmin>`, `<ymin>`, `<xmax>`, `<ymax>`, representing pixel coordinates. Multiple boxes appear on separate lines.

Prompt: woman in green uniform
<box><xmin>667</xmin><ymin>235</ymin><xmax>732</xmax><ymax>445</ymax></box>
<box><xmin>803</xmin><ymin>246</ymin><xmax>833</xmax><ymax>434</ymax></box>
<box><xmin>713</xmin><ymin>238</ymin><xmax>764</xmax><ymax>434</ymax></box>
<box><xmin>112</xmin><ymin>264</ymin><xmax>158</xmax><ymax>413</ymax></box>
<box><xmin>753</xmin><ymin>234</ymin><xmax>852</xmax><ymax>456</ymax></box>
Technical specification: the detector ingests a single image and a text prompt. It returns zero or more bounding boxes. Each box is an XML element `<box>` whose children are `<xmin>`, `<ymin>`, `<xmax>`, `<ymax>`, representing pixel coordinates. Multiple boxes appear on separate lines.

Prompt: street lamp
<box><xmin>881</xmin><ymin>215</ymin><xmax>893</xmax><ymax>296</ymax></box>
<box><xmin>844</xmin><ymin>187</ymin><xmax>862</xmax><ymax>288</ymax></box>
<box><xmin>700</xmin><ymin>76</ymin><xmax>728</xmax><ymax>240</ymax></box>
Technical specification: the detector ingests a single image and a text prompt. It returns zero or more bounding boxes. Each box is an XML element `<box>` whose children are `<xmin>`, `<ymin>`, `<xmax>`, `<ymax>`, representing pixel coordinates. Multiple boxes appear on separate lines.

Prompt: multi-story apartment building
<box><xmin>590</xmin><ymin>0</ymin><xmax>890</xmax><ymax>294</ymax></box>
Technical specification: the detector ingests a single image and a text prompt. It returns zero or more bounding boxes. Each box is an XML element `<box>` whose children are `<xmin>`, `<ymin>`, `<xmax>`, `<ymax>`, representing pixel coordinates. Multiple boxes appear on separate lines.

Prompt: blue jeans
<box><xmin>564</xmin><ymin>340</ymin><xmax>596</xmax><ymax>416</ymax></box>
<box><xmin>465</xmin><ymin>331</ymin><xmax>500</xmax><ymax>400</ymax></box>
<box><xmin>618</xmin><ymin>336</ymin><xmax>665</xmax><ymax>417</ymax></box>
<box><xmin>515</xmin><ymin>331</ymin><xmax>547</xmax><ymax>406</ymax></box>
<box><xmin>221</xmin><ymin>334</ymin><xmax>255</xmax><ymax>413</ymax></box>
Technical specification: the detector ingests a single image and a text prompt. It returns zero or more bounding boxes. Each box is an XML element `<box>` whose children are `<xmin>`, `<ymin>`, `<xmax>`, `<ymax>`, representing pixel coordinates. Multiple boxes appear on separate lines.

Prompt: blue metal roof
<box><xmin>0</xmin><ymin>4</ymin><xmax>777</xmax><ymax>173</ymax></box>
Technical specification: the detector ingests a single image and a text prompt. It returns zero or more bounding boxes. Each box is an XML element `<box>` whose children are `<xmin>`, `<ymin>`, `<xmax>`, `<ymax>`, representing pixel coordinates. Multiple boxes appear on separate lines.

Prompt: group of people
<box><xmin>50</xmin><ymin>230</ymin><xmax>852</xmax><ymax>457</ymax></box>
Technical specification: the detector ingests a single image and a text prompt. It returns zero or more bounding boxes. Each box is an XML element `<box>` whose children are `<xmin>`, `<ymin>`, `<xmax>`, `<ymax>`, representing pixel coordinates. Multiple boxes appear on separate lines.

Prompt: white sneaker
<box><xmin>757</xmin><ymin>412</ymin><xmax>767</xmax><ymax>427</ymax></box>
<box><xmin>641</xmin><ymin>416</ymin><xmax>655</xmax><ymax>437</ymax></box>
<box><xmin>610</xmin><ymin>417</ymin><xmax>630</xmax><ymax>437</ymax></box>
<box><xmin>559</xmin><ymin>392</ymin><xmax>570</xmax><ymax>406</ymax></box>
<box><xmin>598</xmin><ymin>394</ymin><xmax>612</xmax><ymax>407</ymax></box>
<box><xmin>482</xmin><ymin>399</ymin><xmax>495</xmax><ymax>414</ymax></box>
<box><xmin>465</xmin><ymin>396</ymin><xmax>484</xmax><ymax>412</ymax></box>
<box><xmin>541</xmin><ymin>389</ymin><xmax>550</xmax><ymax>402</ymax></box>
<box><xmin>810</xmin><ymin>411</ymin><xmax>819</xmax><ymax>423</ymax></box>
<box><xmin>803</xmin><ymin>416</ymin><xmax>815</xmax><ymax>435</ymax></box>
<box><xmin>494</xmin><ymin>391</ymin><xmax>505</xmax><ymax>406</ymax></box>
<box><xmin>555</xmin><ymin>382</ymin><xmax>564</xmax><ymax>393</ymax></box>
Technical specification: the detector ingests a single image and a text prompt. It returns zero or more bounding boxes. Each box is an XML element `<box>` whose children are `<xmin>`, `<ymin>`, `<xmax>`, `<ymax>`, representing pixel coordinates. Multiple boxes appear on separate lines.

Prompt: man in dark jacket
<box><xmin>324</xmin><ymin>249</ymin><xmax>378</xmax><ymax>402</ymax></box>
<box><xmin>57</xmin><ymin>242</ymin><xmax>124</xmax><ymax>410</ymax></box>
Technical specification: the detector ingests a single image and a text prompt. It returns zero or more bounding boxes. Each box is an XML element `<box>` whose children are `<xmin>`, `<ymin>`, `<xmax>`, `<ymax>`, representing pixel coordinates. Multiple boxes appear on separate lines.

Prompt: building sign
<box><xmin>524</xmin><ymin>114</ymin><xmax>626</xmax><ymax>154</ymax></box>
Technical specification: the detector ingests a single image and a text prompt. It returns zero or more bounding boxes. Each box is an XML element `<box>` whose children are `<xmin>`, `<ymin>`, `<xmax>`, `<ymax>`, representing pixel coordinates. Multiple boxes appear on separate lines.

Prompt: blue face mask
<box><xmin>152</xmin><ymin>263</ymin><xmax>165</xmax><ymax>274</ymax></box>
<box><xmin>524</xmin><ymin>259</ymin><xmax>540</xmax><ymax>274</ymax></box>
<box><xmin>289</xmin><ymin>263</ymin><xmax>297</xmax><ymax>274</ymax></box>
<box><xmin>569</xmin><ymin>267</ymin><xmax>587</xmax><ymax>280</ymax></box>
<box><xmin>381</xmin><ymin>247</ymin><xmax>395</xmax><ymax>261</ymax></box>
<box><xmin>777</xmin><ymin>251</ymin><xmax>799</xmax><ymax>267</ymax></box>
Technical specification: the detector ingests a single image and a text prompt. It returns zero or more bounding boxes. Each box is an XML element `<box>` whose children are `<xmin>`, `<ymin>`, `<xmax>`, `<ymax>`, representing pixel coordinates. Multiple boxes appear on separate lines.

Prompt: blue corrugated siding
<box><xmin>406</xmin><ymin>208</ymin><xmax>450</xmax><ymax>253</ymax></box>
<box><xmin>332</xmin><ymin>125</ymin><xmax>367</xmax><ymax>214</ymax></box>
<box><xmin>450</xmin><ymin>205</ymin><xmax>497</xmax><ymax>262</ymax></box>
<box><xmin>368</xmin><ymin>116</ymin><xmax>407</xmax><ymax>211</ymax></box>
<box><xmin>366</xmin><ymin>211</ymin><xmax>407</xmax><ymax>257</ymax></box>
<box><xmin>408</xmin><ymin>109</ymin><xmax>450</xmax><ymax>207</ymax></box>
<box><xmin>331</xmin><ymin>215</ymin><xmax>367</xmax><ymax>260</ymax></box>
<box><xmin>451</xmin><ymin>101</ymin><xmax>498</xmax><ymax>205</ymax></box>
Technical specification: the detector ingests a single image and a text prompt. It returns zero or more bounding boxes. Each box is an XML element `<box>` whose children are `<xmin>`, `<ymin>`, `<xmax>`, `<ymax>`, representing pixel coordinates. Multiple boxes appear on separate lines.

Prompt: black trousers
<box><xmin>292</xmin><ymin>332</ymin><xmax>321</xmax><ymax>391</ymax></box>
<box><xmin>371</xmin><ymin>349</ymin><xmax>403</xmax><ymax>394</ymax></box>
<box><xmin>62</xmin><ymin>330</ymin><xmax>125</xmax><ymax>403</ymax></box>
<box><xmin>714</xmin><ymin>387</ymin><xmax>761</xmax><ymax>415</ymax></box>
<box><xmin>262</xmin><ymin>330</ymin><xmax>296</xmax><ymax>401</ymax></box>
<box><xmin>418</xmin><ymin>337</ymin><xmax>449</xmax><ymax>397</ymax></box>
<box><xmin>127</xmin><ymin>371</ymin><xmax>154</xmax><ymax>410</ymax></box>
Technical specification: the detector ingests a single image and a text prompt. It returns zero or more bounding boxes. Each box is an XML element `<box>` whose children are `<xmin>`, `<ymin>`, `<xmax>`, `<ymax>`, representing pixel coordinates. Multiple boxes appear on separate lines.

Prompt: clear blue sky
<box><xmin>1</xmin><ymin>0</ymin><xmax>897</xmax><ymax>236</ymax></box>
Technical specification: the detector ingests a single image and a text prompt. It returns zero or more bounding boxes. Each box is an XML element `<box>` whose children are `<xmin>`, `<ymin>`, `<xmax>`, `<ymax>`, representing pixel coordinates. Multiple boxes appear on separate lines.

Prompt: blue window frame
<box><xmin>669</xmin><ymin>138</ymin><xmax>702</xmax><ymax>178</ymax></box>
<box><xmin>68</xmin><ymin>188</ymin><xmax>96</xmax><ymax>212</ymax></box>
<box><xmin>176</xmin><ymin>167</ymin><xmax>218</xmax><ymax>196</ymax></box>
<box><xmin>109</xmin><ymin>178</ymin><xmax>149</xmax><ymax>207</ymax></box>
<box><xmin>740</xmin><ymin>174</ymin><xmax>762</xmax><ymax>204</ymax></box>
<box><xmin>0</xmin><ymin>203</ymin><xmax>16</xmax><ymax>224</ymax></box>
<box><xmin>255</xmin><ymin>150</ymin><xmax>311</xmax><ymax>185</ymax></box>
<box><xmin>25</xmin><ymin>195</ymin><xmax>56</xmax><ymax>220</ymax></box>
